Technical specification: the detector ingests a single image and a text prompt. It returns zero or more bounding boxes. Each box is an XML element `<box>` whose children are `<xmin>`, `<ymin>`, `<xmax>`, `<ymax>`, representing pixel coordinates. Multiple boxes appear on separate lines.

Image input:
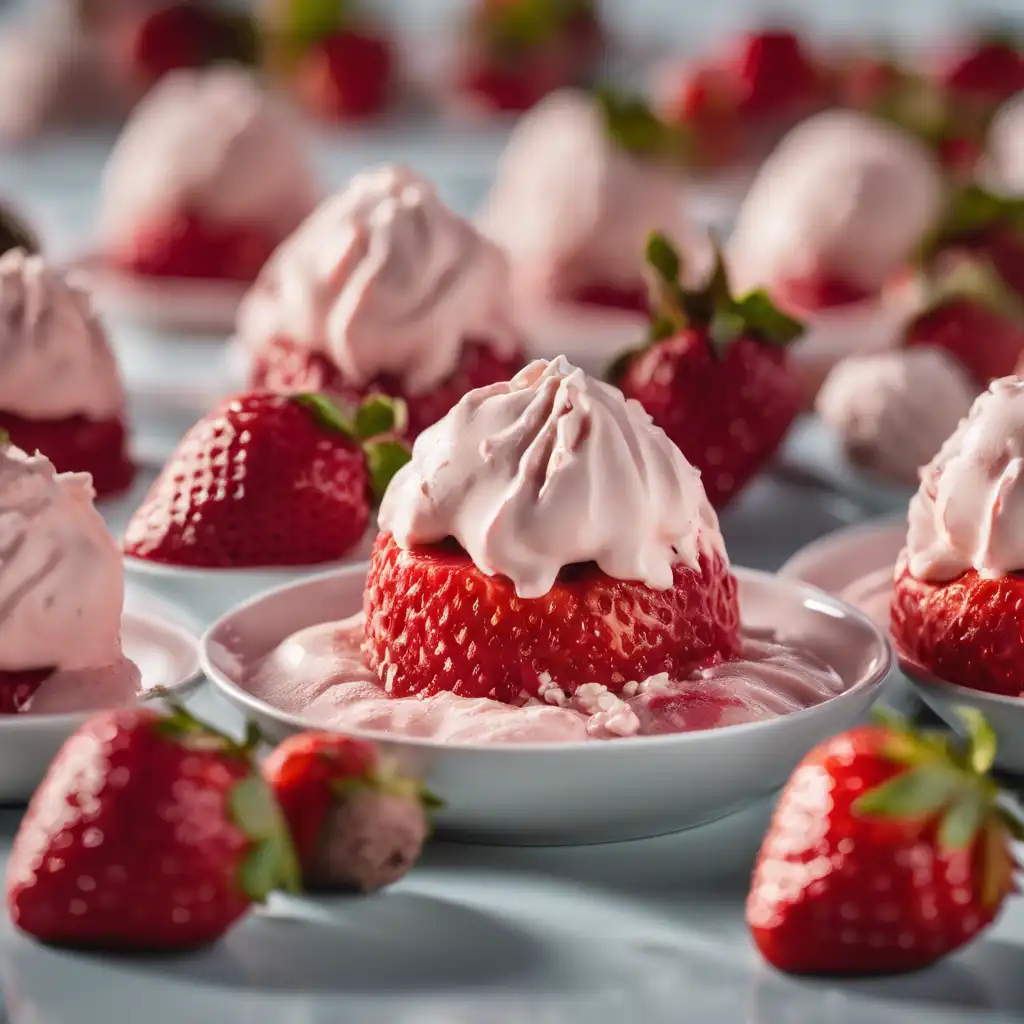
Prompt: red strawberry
<box><xmin>0</xmin><ymin>413</ymin><xmax>134</xmax><ymax>500</ymax></box>
<box><xmin>110</xmin><ymin>210</ymin><xmax>279</xmax><ymax>282</ymax></box>
<box><xmin>6</xmin><ymin>705</ymin><xmax>299</xmax><ymax>950</ymax></box>
<box><xmin>891</xmin><ymin>550</ymin><xmax>1024</xmax><ymax>698</ymax></box>
<box><xmin>748</xmin><ymin>711</ymin><xmax>1019</xmax><ymax>974</ymax></box>
<box><xmin>773</xmin><ymin>272</ymin><xmax>874</xmax><ymax>314</ymax></box>
<box><xmin>293</xmin><ymin>29</ymin><xmax>394</xmax><ymax>122</ymax></box>
<box><xmin>608</xmin><ymin>234</ymin><xmax>804</xmax><ymax>509</ymax></box>
<box><xmin>902</xmin><ymin>262</ymin><xmax>1024</xmax><ymax>386</ymax></box>
<box><xmin>264</xmin><ymin>732</ymin><xmax>440</xmax><ymax>891</ymax></box>
<box><xmin>121</xmin><ymin>3</ymin><xmax>257</xmax><ymax>89</ymax></box>
<box><xmin>939</xmin><ymin>38</ymin><xmax>1024</xmax><ymax>104</ymax></box>
<box><xmin>363</xmin><ymin>531</ymin><xmax>740</xmax><ymax>704</ymax></box>
<box><xmin>123</xmin><ymin>392</ymin><xmax>409</xmax><ymax>568</ymax></box>
<box><xmin>249</xmin><ymin>337</ymin><xmax>527</xmax><ymax>440</ymax></box>
<box><xmin>730</xmin><ymin>29</ymin><xmax>824</xmax><ymax>120</ymax></box>
<box><xmin>0</xmin><ymin>668</ymin><xmax>53</xmax><ymax>715</ymax></box>
<box><xmin>455</xmin><ymin>58</ymin><xmax>560</xmax><ymax>113</ymax></box>
<box><xmin>665</xmin><ymin>61</ymin><xmax>742</xmax><ymax>169</ymax></box>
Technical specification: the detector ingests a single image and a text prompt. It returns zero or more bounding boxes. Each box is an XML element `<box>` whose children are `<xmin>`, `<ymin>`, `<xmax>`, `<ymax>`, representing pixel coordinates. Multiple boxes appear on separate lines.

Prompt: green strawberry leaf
<box><xmin>273</xmin><ymin>0</ymin><xmax>347</xmax><ymax>48</ymax></box>
<box><xmin>594</xmin><ymin>86</ymin><xmax>689</xmax><ymax>162</ymax></box>
<box><xmin>294</xmin><ymin>392</ymin><xmax>357</xmax><ymax>440</ymax></box>
<box><xmin>921</xmin><ymin>256</ymin><xmax>1024</xmax><ymax>325</ymax></box>
<box><xmin>355</xmin><ymin>395</ymin><xmax>408</xmax><ymax>441</ymax></box>
<box><xmin>365</xmin><ymin>440</ymin><xmax>411</xmax><ymax>502</ymax></box>
<box><xmin>954</xmin><ymin>706</ymin><xmax>999</xmax><ymax>776</ymax></box>
<box><xmin>154</xmin><ymin>701</ymin><xmax>252</xmax><ymax>758</ymax></box>
<box><xmin>730</xmin><ymin>289</ymin><xmax>806</xmax><ymax>347</ymax></box>
<box><xmin>482</xmin><ymin>0</ymin><xmax>561</xmax><ymax>54</ymax></box>
<box><xmin>645</xmin><ymin>232</ymin><xmax>681</xmax><ymax>285</ymax></box>
<box><xmin>854</xmin><ymin>764</ymin><xmax>962</xmax><ymax>819</ymax></box>
<box><xmin>938</xmin><ymin>791</ymin><xmax>986</xmax><ymax>850</ymax></box>
<box><xmin>921</xmin><ymin>184</ymin><xmax>1024</xmax><ymax>263</ymax></box>
<box><xmin>231</xmin><ymin>775</ymin><xmax>302</xmax><ymax>900</ymax></box>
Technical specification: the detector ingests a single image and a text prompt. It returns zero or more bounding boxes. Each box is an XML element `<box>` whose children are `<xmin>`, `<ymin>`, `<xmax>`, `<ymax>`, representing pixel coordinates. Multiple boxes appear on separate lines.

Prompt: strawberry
<box><xmin>0</xmin><ymin>412</ymin><xmax>135</xmax><ymax>500</ymax></box>
<box><xmin>902</xmin><ymin>259</ymin><xmax>1024</xmax><ymax>386</ymax></box>
<box><xmin>773</xmin><ymin>272</ymin><xmax>874</xmax><ymax>314</ymax></box>
<box><xmin>748</xmin><ymin>710</ymin><xmax>1020</xmax><ymax>975</ymax></box>
<box><xmin>121</xmin><ymin>3</ymin><xmax>258</xmax><ymax>89</ymax></box>
<box><xmin>362</xmin><ymin>531</ymin><xmax>740</xmax><ymax>704</ymax></box>
<box><xmin>6</xmin><ymin>704</ymin><xmax>299</xmax><ymax>950</ymax></box>
<box><xmin>939</xmin><ymin>37</ymin><xmax>1024</xmax><ymax>104</ymax></box>
<box><xmin>249</xmin><ymin>337</ymin><xmax>526</xmax><ymax>440</ymax></box>
<box><xmin>293</xmin><ymin>29</ymin><xmax>394</xmax><ymax>122</ymax></box>
<box><xmin>123</xmin><ymin>392</ymin><xmax>410</xmax><ymax>568</ymax></box>
<box><xmin>0</xmin><ymin>668</ymin><xmax>54</xmax><ymax>715</ymax></box>
<box><xmin>264</xmin><ymin>732</ymin><xmax>440</xmax><ymax>892</ymax></box>
<box><xmin>110</xmin><ymin>210</ymin><xmax>279</xmax><ymax>282</ymax></box>
<box><xmin>891</xmin><ymin>550</ymin><xmax>1024</xmax><ymax>698</ymax></box>
<box><xmin>729</xmin><ymin>29</ymin><xmax>825</xmax><ymax>121</ymax></box>
<box><xmin>0</xmin><ymin>206</ymin><xmax>38</xmax><ymax>259</ymax></box>
<box><xmin>664</xmin><ymin>61</ymin><xmax>742</xmax><ymax>169</ymax></box>
<box><xmin>607</xmin><ymin>234</ymin><xmax>804</xmax><ymax>509</ymax></box>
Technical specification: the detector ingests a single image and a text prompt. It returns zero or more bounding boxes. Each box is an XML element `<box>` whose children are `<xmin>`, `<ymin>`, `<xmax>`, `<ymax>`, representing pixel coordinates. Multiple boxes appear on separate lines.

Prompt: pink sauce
<box><xmin>244</xmin><ymin>616</ymin><xmax>846</xmax><ymax>745</ymax></box>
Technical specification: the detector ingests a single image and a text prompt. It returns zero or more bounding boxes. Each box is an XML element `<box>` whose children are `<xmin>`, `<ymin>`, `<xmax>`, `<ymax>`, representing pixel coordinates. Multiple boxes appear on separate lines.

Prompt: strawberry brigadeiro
<box><xmin>123</xmin><ymin>391</ymin><xmax>409</xmax><ymax>568</ymax></box>
<box><xmin>892</xmin><ymin>376</ymin><xmax>1024</xmax><ymax>698</ymax></box>
<box><xmin>241</xmin><ymin>165</ymin><xmax>527</xmax><ymax>440</ymax></box>
<box><xmin>0</xmin><ymin>250</ymin><xmax>134</xmax><ymax>498</ymax></box>
<box><xmin>364</xmin><ymin>356</ymin><xmax>740</xmax><ymax>705</ymax></box>
<box><xmin>748</xmin><ymin>709</ymin><xmax>1021</xmax><ymax>974</ymax></box>
<box><xmin>606</xmin><ymin>235</ymin><xmax>804</xmax><ymax>510</ymax></box>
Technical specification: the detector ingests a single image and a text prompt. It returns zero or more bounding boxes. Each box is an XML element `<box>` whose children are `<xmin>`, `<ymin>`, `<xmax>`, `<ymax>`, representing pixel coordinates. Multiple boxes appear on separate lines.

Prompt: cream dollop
<box><xmin>477</xmin><ymin>89</ymin><xmax>712</xmax><ymax>298</ymax></box>
<box><xmin>817</xmin><ymin>347</ymin><xmax>978</xmax><ymax>486</ymax></box>
<box><xmin>0</xmin><ymin>445</ymin><xmax>127</xmax><ymax>672</ymax></box>
<box><xmin>0</xmin><ymin>249</ymin><xmax>126</xmax><ymax>420</ymax></box>
<box><xmin>907</xmin><ymin>375</ymin><xmax>1024</xmax><ymax>581</ymax></box>
<box><xmin>237</xmin><ymin>164</ymin><xmax>522</xmax><ymax>394</ymax></box>
<box><xmin>986</xmin><ymin>94</ymin><xmax>1024</xmax><ymax>195</ymax></box>
<box><xmin>100</xmin><ymin>66</ymin><xmax>318</xmax><ymax>245</ymax></box>
<box><xmin>379</xmin><ymin>356</ymin><xmax>724</xmax><ymax>598</ymax></box>
<box><xmin>729</xmin><ymin>110</ymin><xmax>944</xmax><ymax>295</ymax></box>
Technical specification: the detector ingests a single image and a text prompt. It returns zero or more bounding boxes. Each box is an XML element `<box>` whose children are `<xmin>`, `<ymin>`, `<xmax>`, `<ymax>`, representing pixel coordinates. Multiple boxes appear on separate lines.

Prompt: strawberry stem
<box><xmin>919</xmin><ymin>183</ymin><xmax>1024</xmax><ymax>263</ymax></box>
<box><xmin>594</xmin><ymin>86</ymin><xmax>691</xmax><ymax>163</ymax></box>
<box><xmin>294</xmin><ymin>392</ymin><xmax>358</xmax><ymax>440</ymax></box>
<box><xmin>230</xmin><ymin>775</ymin><xmax>302</xmax><ymax>900</ymax></box>
<box><xmin>354</xmin><ymin>394</ymin><xmax>408</xmax><ymax>441</ymax></box>
<box><xmin>364</xmin><ymin>439</ymin><xmax>411</xmax><ymax>502</ymax></box>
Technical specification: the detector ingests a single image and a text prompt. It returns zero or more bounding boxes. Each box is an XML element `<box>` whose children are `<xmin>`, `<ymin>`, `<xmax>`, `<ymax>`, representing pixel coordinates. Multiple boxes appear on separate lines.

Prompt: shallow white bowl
<box><xmin>0</xmin><ymin>596</ymin><xmax>201</xmax><ymax>803</ymax></box>
<box><xmin>201</xmin><ymin>566</ymin><xmax>892</xmax><ymax>845</ymax></box>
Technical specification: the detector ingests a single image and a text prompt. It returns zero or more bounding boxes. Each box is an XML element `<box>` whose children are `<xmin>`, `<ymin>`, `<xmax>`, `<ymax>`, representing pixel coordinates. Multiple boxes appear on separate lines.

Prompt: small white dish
<box><xmin>124</xmin><ymin>531</ymin><xmax>376</xmax><ymax>628</ymax></box>
<box><xmin>0</xmin><ymin>593</ymin><xmax>202</xmax><ymax>803</ymax></box>
<box><xmin>519</xmin><ymin>301</ymin><xmax>646</xmax><ymax>377</ymax></box>
<box><xmin>201</xmin><ymin>566</ymin><xmax>891</xmax><ymax>845</ymax></box>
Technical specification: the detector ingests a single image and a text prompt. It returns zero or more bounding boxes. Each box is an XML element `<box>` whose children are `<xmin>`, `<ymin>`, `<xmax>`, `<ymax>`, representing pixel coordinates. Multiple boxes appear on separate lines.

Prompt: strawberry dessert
<box><xmin>0</xmin><ymin>441</ymin><xmax>140</xmax><ymax>715</ymax></box>
<box><xmin>478</xmin><ymin>88</ymin><xmax>710</xmax><ymax>314</ymax></box>
<box><xmin>244</xmin><ymin>357</ymin><xmax>847</xmax><ymax>744</ymax></box>
<box><xmin>123</xmin><ymin>391</ymin><xmax>408</xmax><ymax>568</ymax></box>
<box><xmin>241</xmin><ymin>165</ymin><xmax>526</xmax><ymax>439</ymax></box>
<box><xmin>892</xmin><ymin>376</ymin><xmax>1024</xmax><ymax>697</ymax></box>
<box><xmin>0</xmin><ymin>250</ymin><xmax>134</xmax><ymax>498</ymax></box>
<box><xmin>607</xmin><ymin>236</ymin><xmax>804</xmax><ymax>509</ymax></box>
<box><xmin>99</xmin><ymin>66</ymin><xmax>319</xmax><ymax>283</ymax></box>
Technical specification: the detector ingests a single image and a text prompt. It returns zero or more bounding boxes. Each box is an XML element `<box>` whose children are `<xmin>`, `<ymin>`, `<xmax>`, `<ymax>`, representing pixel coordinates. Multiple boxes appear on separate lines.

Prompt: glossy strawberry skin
<box><xmin>0</xmin><ymin>668</ymin><xmax>54</xmax><ymax>715</ymax></box>
<box><xmin>748</xmin><ymin>724</ymin><xmax>1002</xmax><ymax>974</ymax></box>
<box><xmin>263</xmin><ymin>733</ymin><xmax>378</xmax><ymax>868</ymax></box>
<box><xmin>940</xmin><ymin>41</ymin><xmax>1024</xmax><ymax>104</ymax></box>
<box><xmin>249</xmin><ymin>336</ymin><xmax>526</xmax><ymax>440</ymax></box>
<box><xmin>123</xmin><ymin>392</ymin><xmax>371</xmax><ymax>568</ymax></box>
<box><xmin>363</xmin><ymin>531</ymin><xmax>740</xmax><ymax>704</ymax></box>
<box><xmin>891</xmin><ymin>552</ymin><xmax>1024</xmax><ymax>698</ymax></box>
<box><xmin>110</xmin><ymin>211</ymin><xmax>278</xmax><ymax>282</ymax></box>
<box><xmin>730</xmin><ymin>30</ymin><xmax>824</xmax><ymax>120</ymax></box>
<box><xmin>293</xmin><ymin>30</ymin><xmax>394</xmax><ymax>122</ymax></box>
<box><xmin>7</xmin><ymin>708</ymin><xmax>257</xmax><ymax>950</ymax></box>
<box><xmin>904</xmin><ymin>297</ymin><xmax>1024</xmax><ymax>387</ymax></box>
<box><xmin>615</xmin><ymin>329</ymin><xmax>802</xmax><ymax>509</ymax></box>
<box><xmin>0</xmin><ymin>412</ymin><xmax>134</xmax><ymax>500</ymax></box>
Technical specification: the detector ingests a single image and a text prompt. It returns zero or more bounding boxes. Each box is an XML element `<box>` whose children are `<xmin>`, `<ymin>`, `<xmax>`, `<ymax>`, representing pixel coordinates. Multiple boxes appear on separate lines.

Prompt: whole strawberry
<box><xmin>123</xmin><ymin>392</ymin><xmax>409</xmax><ymax>568</ymax></box>
<box><xmin>264</xmin><ymin>732</ymin><xmax>440</xmax><ymax>892</ymax></box>
<box><xmin>7</xmin><ymin>705</ymin><xmax>299</xmax><ymax>950</ymax></box>
<box><xmin>729</xmin><ymin>28</ymin><xmax>825</xmax><ymax>121</ymax></box>
<box><xmin>748</xmin><ymin>710</ymin><xmax>1020</xmax><ymax>975</ymax></box>
<box><xmin>607</xmin><ymin>234</ymin><xmax>804</xmax><ymax>509</ymax></box>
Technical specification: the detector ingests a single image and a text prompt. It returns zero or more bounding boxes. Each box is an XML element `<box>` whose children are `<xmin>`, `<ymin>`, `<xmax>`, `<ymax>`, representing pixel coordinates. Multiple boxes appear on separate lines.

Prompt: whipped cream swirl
<box><xmin>238</xmin><ymin>164</ymin><xmax>522</xmax><ymax>394</ymax></box>
<box><xmin>729</xmin><ymin>110</ymin><xmax>944</xmax><ymax>295</ymax></box>
<box><xmin>0</xmin><ymin>250</ymin><xmax>126</xmax><ymax>420</ymax></box>
<box><xmin>379</xmin><ymin>356</ymin><xmax>724</xmax><ymax>598</ymax></box>
<box><xmin>0</xmin><ymin>445</ymin><xmax>126</xmax><ymax>671</ymax></box>
<box><xmin>100</xmin><ymin>66</ymin><xmax>318</xmax><ymax>243</ymax></box>
<box><xmin>907</xmin><ymin>375</ymin><xmax>1024</xmax><ymax>581</ymax></box>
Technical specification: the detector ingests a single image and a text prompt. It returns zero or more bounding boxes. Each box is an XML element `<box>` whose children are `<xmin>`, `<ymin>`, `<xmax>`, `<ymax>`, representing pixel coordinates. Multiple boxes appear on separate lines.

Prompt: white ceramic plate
<box><xmin>519</xmin><ymin>302</ymin><xmax>646</xmax><ymax>377</ymax></box>
<box><xmin>0</xmin><ymin>592</ymin><xmax>202</xmax><ymax>803</ymax></box>
<box><xmin>202</xmin><ymin>566</ymin><xmax>891</xmax><ymax>845</ymax></box>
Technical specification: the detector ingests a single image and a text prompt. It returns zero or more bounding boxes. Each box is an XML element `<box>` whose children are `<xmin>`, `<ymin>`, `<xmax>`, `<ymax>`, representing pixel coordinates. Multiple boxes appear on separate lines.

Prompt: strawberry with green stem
<box><xmin>606</xmin><ymin>233</ymin><xmax>804</xmax><ymax>509</ymax></box>
<box><xmin>749</xmin><ymin>708</ymin><xmax>1021</xmax><ymax>975</ymax></box>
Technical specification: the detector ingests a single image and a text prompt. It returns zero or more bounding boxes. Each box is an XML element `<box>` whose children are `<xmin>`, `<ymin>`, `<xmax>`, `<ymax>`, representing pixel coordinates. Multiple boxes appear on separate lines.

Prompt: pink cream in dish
<box><xmin>245</xmin><ymin>357</ymin><xmax>848</xmax><ymax>744</ymax></box>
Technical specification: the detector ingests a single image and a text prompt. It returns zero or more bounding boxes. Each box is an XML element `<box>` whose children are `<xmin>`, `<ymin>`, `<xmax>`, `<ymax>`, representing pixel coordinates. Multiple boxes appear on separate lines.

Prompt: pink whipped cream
<box><xmin>245</xmin><ymin>616</ymin><xmax>845</xmax><ymax>744</ymax></box>
<box><xmin>817</xmin><ymin>347</ymin><xmax>977</xmax><ymax>486</ymax></box>
<box><xmin>477</xmin><ymin>89</ymin><xmax>712</xmax><ymax>300</ymax></box>
<box><xmin>0</xmin><ymin>445</ymin><xmax>138</xmax><ymax>691</ymax></box>
<box><xmin>100</xmin><ymin>67</ymin><xmax>319</xmax><ymax>248</ymax></box>
<box><xmin>728</xmin><ymin>110</ymin><xmax>944</xmax><ymax>296</ymax></box>
<box><xmin>237</xmin><ymin>164</ymin><xmax>522</xmax><ymax>395</ymax></box>
<box><xmin>379</xmin><ymin>356</ymin><xmax>723</xmax><ymax>598</ymax></box>
<box><xmin>907</xmin><ymin>375</ymin><xmax>1024</xmax><ymax>582</ymax></box>
<box><xmin>987</xmin><ymin>94</ymin><xmax>1024</xmax><ymax>195</ymax></box>
<box><xmin>0</xmin><ymin>250</ymin><xmax>126</xmax><ymax>421</ymax></box>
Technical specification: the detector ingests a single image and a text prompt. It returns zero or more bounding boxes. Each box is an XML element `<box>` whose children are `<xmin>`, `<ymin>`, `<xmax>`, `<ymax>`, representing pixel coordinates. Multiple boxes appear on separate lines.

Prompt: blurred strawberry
<box><xmin>663</xmin><ymin>61</ymin><xmax>741</xmax><ymax>168</ymax></box>
<box><xmin>939</xmin><ymin>36</ymin><xmax>1024</xmax><ymax>104</ymax></box>
<box><xmin>293</xmin><ymin>29</ymin><xmax>394</xmax><ymax>121</ymax></box>
<box><xmin>729</xmin><ymin>28</ymin><xmax>825</xmax><ymax>120</ymax></box>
